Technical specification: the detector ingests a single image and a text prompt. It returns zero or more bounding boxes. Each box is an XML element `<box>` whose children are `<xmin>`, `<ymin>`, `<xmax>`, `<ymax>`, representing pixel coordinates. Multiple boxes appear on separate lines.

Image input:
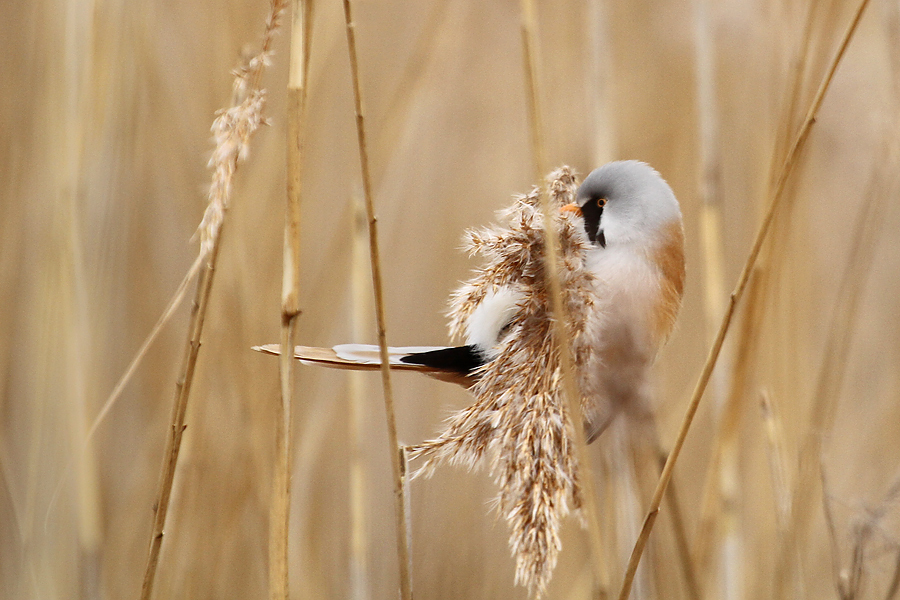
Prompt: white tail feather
<box><xmin>333</xmin><ymin>343</ymin><xmax>447</xmax><ymax>365</ymax></box>
<box><xmin>252</xmin><ymin>343</ymin><xmax>475</xmax><ymax>387</ymax></box>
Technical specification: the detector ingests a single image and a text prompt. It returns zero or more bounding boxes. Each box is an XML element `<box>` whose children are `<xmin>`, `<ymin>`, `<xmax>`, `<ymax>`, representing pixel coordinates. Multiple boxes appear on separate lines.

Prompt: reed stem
<box><xmin>139</xmin><ymin>3</ymin><xmax>285</xmax><ymax>596</ymax></box>
<box><xmin>616</xmin><ymin>1</ymin><xmax>871</xmax><ymax>597</ymax></box>
<box><xmin>519</xmin><ymin>1</ymin><xmax>607</xmax><ymax>597</ymax></box>
<box><xmin>140</xmin><ymin>242</ymin><xmax>223</xmax><ymax>600</ymax></box>
<box><xmin>269</xmin><ymin>2</ymin><xmax>313</xmax><ymax>598</ymax></box>
<box><xmin>341</xmin><ymin>2</ymin><xmax>412</xmax><ymax>598</ymax></box>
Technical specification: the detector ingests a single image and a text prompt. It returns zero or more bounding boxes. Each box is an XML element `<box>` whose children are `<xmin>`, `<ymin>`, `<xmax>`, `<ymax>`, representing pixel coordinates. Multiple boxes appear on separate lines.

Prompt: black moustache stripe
<box><xmin>580</xmin><ymin>199</ymin><xmax>605</xmax><ymax>247</ymax></box>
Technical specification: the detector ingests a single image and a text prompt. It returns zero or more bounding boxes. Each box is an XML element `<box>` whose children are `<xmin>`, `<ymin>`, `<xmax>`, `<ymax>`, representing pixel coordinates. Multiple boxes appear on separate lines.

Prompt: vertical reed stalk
<box><xmin>519</xmin><ymin>0</ymin><xmax>548</xmax><ymax>182</ymax></box>
<box><xmin>691</xmin><ymin>1</ymin><xmax>735</xmax><ymax>595</ymax></box>
<box><xmin>270</xmin><ymin>1</ymin><xmax>313</xmax><ymax>598</ymax></box>
<box><xmin>598</xmin><ymin>451</ymin><xmax>619</xmax><ymax>592</ymax></box>
<box><xmin>519</xmin><ymin>1</ymin><xmax>606</xmax><ymax>596</ymax></box>
<box><xmin>340</xmin><ymin>2</ymin><xmax>412</xmax><ymax>598</ymax></box>
<box><xmin>692</xmin><ymin>268</ymin><xmax>764</xmax><ymax>597</ymax></box>
<box><xmin>616</xmin><ymin>2</ymin><xmax>871</xmax><ymax>597</ymax></box>
<box><xmin>140</xmin><ymin>3</ymin><xmax>285</xmax><ymax>597</ymax></box>
<box><xmin>692</xmin><ymin>0</ymin><xmax>727</xmax><ymax>342</ymax></box>
<box><xmin>349</xmin><ymin>197</ymin><xmax>371</xmax><ymax>600</ymax></box>
<box><xmin>772</xmin><ymin>1</ymin><xmax>815</xmax><ymax>168</ymax></box>
<box><xmin>58</xmin><ymin>4</ymin><xmax>104</xmax><ymax>590</ymax></box>
<box><xmin>772</xmin><ymin>128</ymin><xmax>891</xmax><ymax>600</ymax></box>
<box><xmin>652</xmin><ymin>443</ymin><xmax>700</xmax><ymax>599</ymax></box>
<box><xmin>140</xmin><ymin>243</ymin><xmax>223</xmax><ymax>600</ymax></box>
<box><xmin>690</xmin><ymin>5</ymin><xmax>812</xmax><ymax>595</ymax></box>
<box><xmin>764</xmin><ymin>1</ymin><xmax>816</xmax><ymax>433</ymax></box>
<box><xmin>759</xmin><ymin>390</ymin><xmax>790</xmax><ymax>534</ymax></box>
<box><xmin>628</xmin><ymin>439</ymin><xmax>666</xmax><ymax>597</ymax></box>
<box><xmin>586</xmin><ymin>0</ymin><xmax>616</xmax><ymax>165</ymax></box>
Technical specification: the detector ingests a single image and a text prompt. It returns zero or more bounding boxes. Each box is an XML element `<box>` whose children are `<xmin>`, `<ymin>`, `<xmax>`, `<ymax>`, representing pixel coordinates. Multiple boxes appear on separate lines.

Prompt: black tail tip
<box><xmin>399</xmin><ymin>345</ymin><xmax>486</xmax><ymax>374</ymax></box>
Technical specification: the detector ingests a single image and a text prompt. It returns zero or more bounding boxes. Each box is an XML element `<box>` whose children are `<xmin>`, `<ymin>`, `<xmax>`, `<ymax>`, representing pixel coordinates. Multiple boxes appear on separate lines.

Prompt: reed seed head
<box><xmin>409</xmin><ymin>166</ymin><xmax>597</xmax><ymax>596</ymax></box>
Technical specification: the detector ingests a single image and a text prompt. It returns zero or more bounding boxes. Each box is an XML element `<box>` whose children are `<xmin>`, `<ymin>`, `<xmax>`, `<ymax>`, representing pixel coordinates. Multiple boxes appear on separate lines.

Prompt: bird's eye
<box><xmin>596</xmin><ymin>198</ymin><xmax>607</xmax><ymax>208</ymax></box>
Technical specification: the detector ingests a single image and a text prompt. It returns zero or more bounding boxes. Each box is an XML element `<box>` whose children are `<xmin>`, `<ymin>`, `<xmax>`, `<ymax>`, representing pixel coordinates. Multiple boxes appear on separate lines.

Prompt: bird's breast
<box><xmin>586</xmin><ymin>223</ymin><xmax>684</xmax><ymax>356</ymax></box>
<box><xmin>587</xmin><ymin>247</ymin><xmax>657</xmax><ymax>354</ymax></box>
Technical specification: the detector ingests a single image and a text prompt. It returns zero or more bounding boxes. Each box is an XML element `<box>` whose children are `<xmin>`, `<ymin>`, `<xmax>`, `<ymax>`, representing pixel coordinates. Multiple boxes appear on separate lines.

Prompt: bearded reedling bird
<box><xmin>255</xmin><ymin>161</ymin><xmax>685</xmax><ymax>441</ymax></box>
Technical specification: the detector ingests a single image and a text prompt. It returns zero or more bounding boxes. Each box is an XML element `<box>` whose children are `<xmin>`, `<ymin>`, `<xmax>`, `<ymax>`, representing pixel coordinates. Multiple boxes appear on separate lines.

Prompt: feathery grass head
<box><xmin>196</xmin><ymin>0</ymin><xmax>285</xmax><ymax>261</ymax></box>
<box><xmin>409</xmin><ymin>166</ymin><xmax>597</xmax><ymax>596</ymax></box>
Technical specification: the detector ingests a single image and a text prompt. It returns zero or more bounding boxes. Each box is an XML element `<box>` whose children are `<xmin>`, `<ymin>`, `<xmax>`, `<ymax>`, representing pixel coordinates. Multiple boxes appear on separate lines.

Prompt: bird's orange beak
<box><xmin>560</xmin><ymin>203</ymin><xmax>582</xmax><ymax>216</ymax></box>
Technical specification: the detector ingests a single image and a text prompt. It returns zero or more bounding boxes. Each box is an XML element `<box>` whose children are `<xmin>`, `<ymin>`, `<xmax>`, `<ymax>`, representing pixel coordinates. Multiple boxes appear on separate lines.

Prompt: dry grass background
<box><xmin>3</xmin><ymin>0</ymin><xmax>900</xmax><ymax>599</ymax></box>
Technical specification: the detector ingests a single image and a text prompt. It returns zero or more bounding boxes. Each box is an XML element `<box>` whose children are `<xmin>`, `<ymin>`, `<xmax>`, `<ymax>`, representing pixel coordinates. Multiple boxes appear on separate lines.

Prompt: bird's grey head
<box><xmin>573</xmin><ymin>160</ymin><xmax>681</xmax><ymax>248</ymax></box>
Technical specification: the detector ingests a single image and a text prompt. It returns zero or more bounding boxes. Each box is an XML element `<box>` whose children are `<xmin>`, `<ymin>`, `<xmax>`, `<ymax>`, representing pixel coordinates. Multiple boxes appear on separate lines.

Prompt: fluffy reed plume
<box><xmin>140</xmin><ymin>4</ymin><xmax>285</xmax><ymax>599</ymax></box>
<box><xmin>197</xmin><ymin>0</ymin><xmax>284</xmax><ymax>260</ymax></box>
<box><xmin>408</xmin><ymin>167</ymin><xmax>595</xmax><ymax>596</ymax></box>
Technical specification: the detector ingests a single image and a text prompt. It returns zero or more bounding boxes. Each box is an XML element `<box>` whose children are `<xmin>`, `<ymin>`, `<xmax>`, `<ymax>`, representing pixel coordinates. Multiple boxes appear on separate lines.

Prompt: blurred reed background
<box><xmin>3</xmin><ymin>0</ymin><xmax>900</xmax><ymax>598</ymax></box>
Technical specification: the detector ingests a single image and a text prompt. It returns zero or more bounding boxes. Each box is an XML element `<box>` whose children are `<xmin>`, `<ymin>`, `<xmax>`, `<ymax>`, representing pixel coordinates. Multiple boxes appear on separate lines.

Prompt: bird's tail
<box><xmin>252</xmin><ymin>343</ymin><xmax>476</xmax><ymax>386</ymax></box>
